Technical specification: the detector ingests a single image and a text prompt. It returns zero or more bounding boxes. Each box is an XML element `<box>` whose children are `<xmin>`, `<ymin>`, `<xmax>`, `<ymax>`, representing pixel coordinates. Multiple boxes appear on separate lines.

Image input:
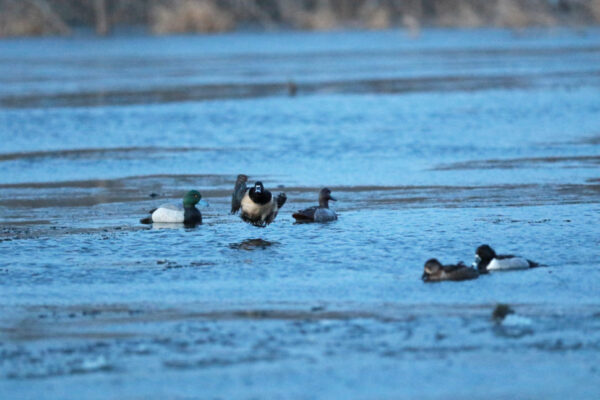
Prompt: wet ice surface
<box><xmin>1</xmin><ymin>29</ymin><xmax>600</xmax><ymax>399</ymax></box>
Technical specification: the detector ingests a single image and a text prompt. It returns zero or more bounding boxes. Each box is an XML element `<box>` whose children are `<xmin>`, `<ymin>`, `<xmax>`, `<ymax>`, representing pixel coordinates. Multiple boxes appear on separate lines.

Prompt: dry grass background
<box><xmin>0</xmin><ymin>0</ymin><xmax>70</xmax><ymax>36</ymax></box>
<box><xmin>0</xmin><ymin>0</ymin><xmax>599</xmax><ymax>37</ymax></box>
<box><xmin>151</xmin><ymin>1</ymin><xmax>234</xmax><ymax>33</ymax></box>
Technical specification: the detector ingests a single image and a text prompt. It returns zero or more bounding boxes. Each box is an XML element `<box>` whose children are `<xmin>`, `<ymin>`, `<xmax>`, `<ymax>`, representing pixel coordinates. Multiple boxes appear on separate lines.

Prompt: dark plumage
<box><xmin>182</xmin><ymin>206</ymin><xmax>202</xmax><ymax>227</ymax></box>
<box><xmin>248</xmin><ymin>184</ymin><xmax>272</xmax><ymax>205</ymax></box>
<box><xmin>276</xmin><ymin>192</ymin><xmax>287</xmax><ymax>209</ymax></box>
<box><xmin>422</xmin><ymin>258</ymin><xmax>479</xmax><ymax>282</ymax></box>
<box><xmin>492</xmin><ymin>304</ymin><xmax>515</xmax><ymax>322</ymax></box>
<box><xmin>293</xmin><ymin>188</ymin><xmax>337</xmax><ymax>223</ymax></box>
<box><xmin>231</xmin><ymin>174</ymin><xmax>248</xmax><ymax>214</ymax></box>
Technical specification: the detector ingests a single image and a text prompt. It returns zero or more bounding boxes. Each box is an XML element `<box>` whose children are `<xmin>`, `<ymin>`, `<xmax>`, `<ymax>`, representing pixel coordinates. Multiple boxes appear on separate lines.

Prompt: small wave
<box><xmin>433</xmin><ymin>155</ymin><xmax>600</xmax><ymax>171</ymax></box>
<box><xmin>2</xmin><ymin>69</ymin><xmax>599</xmax><ymax>108</ymax></box>
<box><xmin>0</xmin><ymin>146</ymin><xmax>234</xmax><ymax>163</ymax></box>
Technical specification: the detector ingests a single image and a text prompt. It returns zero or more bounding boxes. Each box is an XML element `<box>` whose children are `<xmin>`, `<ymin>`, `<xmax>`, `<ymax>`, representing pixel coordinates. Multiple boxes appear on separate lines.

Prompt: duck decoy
<box><xmin>473</xmin><ymin>244</ymin><xmax>539</xmax><ymax>273</ymax></box>
<box><xmin>140</xmin><ymin>190</ymin><xmax>206</xmax><ymax>227</ymax></box>
<box><xmin>231</xmin><ymin>175</ymin><xmax>286</xmax><ymax>227</ymax></box>
<box><xmin>292</xmin><ymin>188</ymin><xmax>337</xmax><ymax>223</ymax></box>
<box><xmin>422</xmin><ymin>258</ymin><xmax>479</xmax><ymax>282</ymax></box>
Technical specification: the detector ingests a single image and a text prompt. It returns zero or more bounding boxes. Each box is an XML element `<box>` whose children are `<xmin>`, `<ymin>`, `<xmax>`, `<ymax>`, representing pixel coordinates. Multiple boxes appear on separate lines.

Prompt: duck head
<box><xmin>474</xmin><ymin>244</ymin><xmax>496</xmax><ymax>269</ymax></box>
<box><xmin>248</xmin><ymin>181</ymin><xmax>272</xmax><ymax>205</ymax></box>
<box><xmin>423</xmin><ymin>258</ymin><xmax>442</xmax><ymax>281</ymax></box>
<box><xmin>318</xmin><ymin>188</ymin><xmax>336</xmax><ymax>207</ymax></box>
<box><xmin>183</xmin><ymin>190</ymin><xmax>202</xmax><ymax>208</ymax></box>
<box><xmin>253</xmin><ymin>181</ymin><xmax>264</xmax><ymax>194</ymax></box>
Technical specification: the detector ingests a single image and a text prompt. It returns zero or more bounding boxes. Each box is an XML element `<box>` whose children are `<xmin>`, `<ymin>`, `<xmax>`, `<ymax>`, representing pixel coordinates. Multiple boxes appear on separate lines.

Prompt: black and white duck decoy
<box><xmin>473</xmin><ymin>244</ymin><xmax>539</xmax><ymax>273</ymax></box>
<box><xmin>140</xmin><ymin>190</ymin><xmax>206</xmax><ymax>227</ymax></box>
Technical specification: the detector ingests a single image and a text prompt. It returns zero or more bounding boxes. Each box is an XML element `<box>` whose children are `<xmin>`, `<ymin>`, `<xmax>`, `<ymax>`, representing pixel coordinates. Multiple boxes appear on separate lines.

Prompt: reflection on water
<box><xmin>149</xmin><ymin>222</ymin><xmax>200</xmax><ymax>230</ymax></box>
<box><xmin>229</xmin><ymin>238</ymin><xmax>279</xmax><ymax>251</ymax></box>
<box><xmin>0</xmin><ymin>29</ymin><xmax>600</xmax><ymax>399</ymax></box>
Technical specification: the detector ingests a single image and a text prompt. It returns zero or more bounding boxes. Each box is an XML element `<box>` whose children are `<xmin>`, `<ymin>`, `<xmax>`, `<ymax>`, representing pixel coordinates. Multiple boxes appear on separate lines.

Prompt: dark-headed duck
<box><xmin>422</xmin><ymin>258</ymin><xmax>479</xmax><ymax>282</ymax></box>
<box><xmin>231</xmin><ymin>175</ymin><xmax>286</xmax><ymax>227</ymax></box>
<box><xmin>473</xmin><ymin>244</ymin><xmax>539</xmax><ymax>273</ymax></box>
<box><xmin>293</xmin><ymin>188</ymin><xmax>337</xmax><ymax>223</ymax></box>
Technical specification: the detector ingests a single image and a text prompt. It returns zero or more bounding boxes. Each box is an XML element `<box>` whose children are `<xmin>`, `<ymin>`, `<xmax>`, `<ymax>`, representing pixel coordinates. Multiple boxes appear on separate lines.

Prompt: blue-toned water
<box><xmin>1</xmin><ymin>29</ymin><xmax>599</xmax><ymax>399</ymax></box>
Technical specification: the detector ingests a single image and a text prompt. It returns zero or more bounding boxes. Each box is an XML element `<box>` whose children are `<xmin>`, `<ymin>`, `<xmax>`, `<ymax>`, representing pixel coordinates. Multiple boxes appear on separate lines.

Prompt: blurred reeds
<box><xmin>1</xmin><ymin>0</ymin><xmax>600</xmax><ymax>37</ymax></box>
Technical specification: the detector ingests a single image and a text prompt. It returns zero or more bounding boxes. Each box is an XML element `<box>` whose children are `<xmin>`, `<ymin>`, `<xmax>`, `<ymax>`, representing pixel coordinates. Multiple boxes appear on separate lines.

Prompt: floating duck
<box><xmin>293</xmin><ymin>188</ymin><xmax>337</xmax><ymax>223</ymax></box>
<box><xmin>473</xmin><ymin>244</ymin><xmax>539</xmax><ymax>273</ymax></box>
<box><xmin>422</xmin><ymin>258</ymin><xmax>479</xmax><ymax>282</ymax></box>
<box><xmin>140</xmin><ymin>190</ymin><xmax>206</xmax><ymax>226</ymax></box>
<box><xmin>231</xmin><ymin>175</ymin><xmax>286</xmax><ymax>227</ymax></box>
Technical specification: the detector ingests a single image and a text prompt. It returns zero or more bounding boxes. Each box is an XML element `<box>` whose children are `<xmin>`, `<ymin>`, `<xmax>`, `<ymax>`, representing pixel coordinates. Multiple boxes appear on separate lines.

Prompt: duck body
<box><xmin>148</xmin><ymin>204</ymin><xmax>202</xmax><ymax>225</ymax></box>
<box><xmin>486</xmin><ymin>257</ymin><xmax>532</xmax><ymax>271</ymax></box>
<box><xmin>294</xmin><ymin>206</ymin><xmax>337</xmax><ymax>222</ymax></box>
<box><xmin>422</xmin><ymin>259</ymin><xmax>479</xmax><ymax>283</ymax></box>
<box><xmin>474</xmin><ymin>244</ymin><xmax>538</xmax><ymax>273</ymax></box>
<box><xmin>150</xmin><ymin>204</ymin><xmax>186</xmax><ymax>223</ymax></box>
<box><xmin>293</xmin><ymin>188</ymin><xmax>337</xmax><ymax>223</ymax></box>
<box><xmin>240</xmin><ymin>188</ymin><xmax>275</xmax><ymax>224</ymax></box>
<box><xmin>140</xmin><ymin>190</ymin><xmax>203</xmax><ymax>226</ymax></box>
<box><xmin>231</xmin><ymin>177</ymin><xmax>286</xmax><ymax>227</ymax></box>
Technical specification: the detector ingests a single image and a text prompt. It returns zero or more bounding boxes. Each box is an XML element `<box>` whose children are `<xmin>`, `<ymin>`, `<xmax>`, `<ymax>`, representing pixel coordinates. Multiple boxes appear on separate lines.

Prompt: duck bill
<box><xmin>329</xmin><ymin>196</ymin><xmax>337</xmax><ymax>202</ymax></box>
<box><xmin>198</xmin><ymin>199</ymin><xmax>209</xmax><ymax>208</ymax></box>
<box><xmin>472</xmin><ymin>254</ymin><xmax>481</xmax><ymax>268</ymax></box>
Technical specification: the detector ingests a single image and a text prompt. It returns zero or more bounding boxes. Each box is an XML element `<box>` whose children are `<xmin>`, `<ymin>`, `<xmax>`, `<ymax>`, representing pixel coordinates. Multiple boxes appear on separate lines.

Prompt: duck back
<box><xmin>151</xmin><ymin>204</ymin><xmax>184</xmax><ymax>223</ymax></box>
<box><xmin>292</xmin><ymin>206</ymin><xmax>318</xmax><ymax>222</ymax></box>
<box><xmin>487</xmin><ymin>257</ymin><xmax>531</xmax><ymax>270</ymax></box>
<box><xmin>314</xmin><ymin>208</ymin><xmax>337</xmax><ymax>222</ymax></box>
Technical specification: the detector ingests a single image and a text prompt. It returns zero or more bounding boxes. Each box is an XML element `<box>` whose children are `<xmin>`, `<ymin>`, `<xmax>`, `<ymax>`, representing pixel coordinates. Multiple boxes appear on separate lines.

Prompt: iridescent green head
<box><xmin>183</xmin><ymin>190</ymin><xmax>202</xmax><ymax>207</ymax></box>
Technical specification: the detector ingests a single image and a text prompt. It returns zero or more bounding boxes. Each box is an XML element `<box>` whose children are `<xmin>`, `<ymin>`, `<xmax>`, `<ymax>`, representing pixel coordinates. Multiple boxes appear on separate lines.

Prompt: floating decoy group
<box><xmin>422</xmin><ymin>244</ymin><xmax>541</xmax><ymax>283</ymax></box>
<box><xmin>139</xmin><ymin>174</ymin><xmax>543</xmax><ymax>282</ymax></box>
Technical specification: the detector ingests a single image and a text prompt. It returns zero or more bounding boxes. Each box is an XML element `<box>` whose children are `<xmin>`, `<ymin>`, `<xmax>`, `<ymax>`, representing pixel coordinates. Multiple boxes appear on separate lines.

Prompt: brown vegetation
<box><xmin>151</xmin><ymin>0</ymin><xmax>234</xmax><ymax>34</ymax></box>
<box><xmin>0</xmin><ymin>0</ymin><xmax>69</xmax><ymax>37</ymax></box>
<box><xmin>0</xmin><ymin>0</ymin><xmax>599</xmax><ymax>37</ymax></box>
<box><xmin>591</xmin><ymin>0</ymin><xmax>600</xmax><ymax>20</ymax></box>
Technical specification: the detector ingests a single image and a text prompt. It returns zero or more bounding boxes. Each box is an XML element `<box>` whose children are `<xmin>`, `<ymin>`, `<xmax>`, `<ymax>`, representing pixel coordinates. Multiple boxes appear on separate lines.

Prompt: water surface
<box><xmin>1</xmin><ymin>28</ymin><xmax>600</xmax><ymax>399</ymax></box>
